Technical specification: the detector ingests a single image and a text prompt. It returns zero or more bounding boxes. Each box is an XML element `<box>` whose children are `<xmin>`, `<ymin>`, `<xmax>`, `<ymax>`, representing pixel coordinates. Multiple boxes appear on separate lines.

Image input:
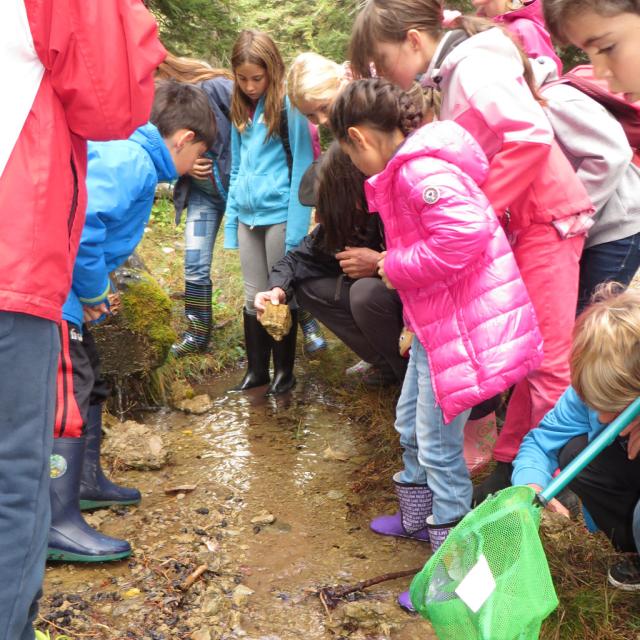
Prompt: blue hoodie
<box><xmin>62</xmin><ymin>123</ymin><xmax>177</xmax><ymax>327</ymax></box>
<box><xmin>223</xmin><ymin>95</ymin><xmax>313</xmax><ymax>253</ymax></box>
<box><xmin>512</xmin><ymin>386</ymin><xmax>612</xmax><ymax>489</ymax></box>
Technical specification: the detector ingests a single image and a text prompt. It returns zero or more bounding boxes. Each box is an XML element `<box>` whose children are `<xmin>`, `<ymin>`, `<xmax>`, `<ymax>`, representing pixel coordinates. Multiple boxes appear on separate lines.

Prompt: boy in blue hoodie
<box><xmin>512</xmin><ymin>284</ymin><xmax>640</xmax><ymax>591</ymax></box>
<box><xmin>48</xmin><ymin>80</ymin><xmax>215</xmax><ymax>563</ymax></box>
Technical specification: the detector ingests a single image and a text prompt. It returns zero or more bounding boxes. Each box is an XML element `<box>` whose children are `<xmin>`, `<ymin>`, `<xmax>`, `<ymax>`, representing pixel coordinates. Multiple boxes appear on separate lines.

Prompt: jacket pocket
<box><xmin>254</xmin><ymin>173</ymin><xmax>289</xmax><ymax>211</ymax></box>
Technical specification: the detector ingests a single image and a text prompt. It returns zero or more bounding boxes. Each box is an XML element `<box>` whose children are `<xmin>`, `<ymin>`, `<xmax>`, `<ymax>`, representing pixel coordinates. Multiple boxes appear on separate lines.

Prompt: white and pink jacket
<box><xmin>422</xmin><ymin>28</ymin><xmax>593</xmax><ymax>233</ymax></box>
<box><xmin>365</xmin><ymin>121</ymin><xmax>543</xmax><ymax>422</ymax></box>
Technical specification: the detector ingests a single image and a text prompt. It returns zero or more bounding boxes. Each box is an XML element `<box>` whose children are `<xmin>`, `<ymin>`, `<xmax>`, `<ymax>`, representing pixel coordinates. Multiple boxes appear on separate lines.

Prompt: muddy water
<box><xmin>43</xmin><ymin>373</ymin><xmax>436</xmax><ymax>639</ymax></box>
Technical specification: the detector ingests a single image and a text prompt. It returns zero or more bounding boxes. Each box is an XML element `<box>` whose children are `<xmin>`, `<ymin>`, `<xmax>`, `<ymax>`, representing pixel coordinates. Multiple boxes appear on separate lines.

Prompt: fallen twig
<box><xmin>316</xmin><ymin>568</ymin><xmax>422</xmax><ymax>610</ymax></box>
<box><xmin>179</xmin><ymin>563</ymin><xmax>208</xmax><ymax>591</ymax></box>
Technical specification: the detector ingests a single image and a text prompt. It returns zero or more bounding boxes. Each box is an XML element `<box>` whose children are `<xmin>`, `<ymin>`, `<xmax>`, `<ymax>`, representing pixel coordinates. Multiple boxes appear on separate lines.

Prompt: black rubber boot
<box><xmin>79</xmin><ymin>404</ymin><xmax>141</xmax><ymax>510</ymax></box>
<box><xmin>171</xmin><ymin>280</ymin><xmax>213</xmax><ymax>357</ymax></box>
<box><xmin>48</xmin><ymin>438</ymin><xmax>132</xmax><ymax>562</ymax></box>
<box><xmin>233</xmin><ymin>308</ymin><xmax>272</xmax><ymax>391</ymax></box>
<box><xmin>266</xmin><ymin>309</ymin><xmax>298</xmax><ymax>396</ymax></box>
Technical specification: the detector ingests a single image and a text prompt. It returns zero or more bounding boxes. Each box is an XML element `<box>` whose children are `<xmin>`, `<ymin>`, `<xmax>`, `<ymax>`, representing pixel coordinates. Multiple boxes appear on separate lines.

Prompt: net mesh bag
<box><xmin>410</xmin><ymin>486</ymin><xmax>558</xmax><ymax>640</ymax></box>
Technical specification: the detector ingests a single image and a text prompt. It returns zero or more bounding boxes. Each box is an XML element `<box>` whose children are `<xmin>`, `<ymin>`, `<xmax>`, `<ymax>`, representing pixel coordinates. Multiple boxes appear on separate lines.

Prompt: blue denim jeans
<box><xmin>577</xmin><ymin>232</ymin><xmax>640</xmax><ymax>313</ymax></box>
<box><xmin>184</xmin><ymin>187</ymin><xmax>225</xmax><ymax>285</ymax></box>
<box><xmin>394</xmin><ymin>337</ymin><xmax>471</xmax><ymax>524</ymax></box>
<box><xmin>0</xmin><ymin>312</ymin><xmax>59</xmax><ymax>640</ymax></box>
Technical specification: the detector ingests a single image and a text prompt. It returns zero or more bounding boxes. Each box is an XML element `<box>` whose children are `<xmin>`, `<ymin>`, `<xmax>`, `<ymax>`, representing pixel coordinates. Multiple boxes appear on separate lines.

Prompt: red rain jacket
<box><xmin>0</xmin><ymin>0</ymin><xmax>165</xmax><ymax>322</ymax></box>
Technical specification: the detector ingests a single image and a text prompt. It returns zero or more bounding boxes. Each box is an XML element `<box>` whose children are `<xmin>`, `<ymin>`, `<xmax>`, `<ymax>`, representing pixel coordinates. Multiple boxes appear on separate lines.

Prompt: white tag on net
<box><xmin>454</xmin><ymin>554</ymin><xmax>496</xmax><ymax>613</ymax></box>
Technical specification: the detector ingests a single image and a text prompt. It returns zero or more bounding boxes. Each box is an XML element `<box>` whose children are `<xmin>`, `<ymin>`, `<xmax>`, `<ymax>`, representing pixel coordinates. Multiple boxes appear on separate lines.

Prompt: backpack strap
<box><xmin>279</xmin><ymin>105</ymin><xmax>293</xmax><ymax>182</ymax></box>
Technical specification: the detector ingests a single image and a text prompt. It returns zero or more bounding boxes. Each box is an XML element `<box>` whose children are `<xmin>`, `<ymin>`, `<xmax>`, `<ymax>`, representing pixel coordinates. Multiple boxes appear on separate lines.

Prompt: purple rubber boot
<box><xmin>397</xmin><ymin>516</ymin><xmax>458</xmax><ymax>613</ymax></box>
<box><xmin>371</xmin><ymin>474</ymin><xmax>432</xmax><ymax>542</ymax></box>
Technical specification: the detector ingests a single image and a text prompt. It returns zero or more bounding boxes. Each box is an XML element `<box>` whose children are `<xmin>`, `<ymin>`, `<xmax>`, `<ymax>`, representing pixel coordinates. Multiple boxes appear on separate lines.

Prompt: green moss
<box><xmin>120</xmin><ymin>275</ymin><xmax>176</xmax><ymax>362</ymax></box>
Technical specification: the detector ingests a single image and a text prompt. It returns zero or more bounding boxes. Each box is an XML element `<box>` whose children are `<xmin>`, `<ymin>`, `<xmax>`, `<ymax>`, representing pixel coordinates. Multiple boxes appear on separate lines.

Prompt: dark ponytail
<box><xmin>329</xmin><ymin>78</ymin><xmax>423</xmax><ymax>142</ymax></box>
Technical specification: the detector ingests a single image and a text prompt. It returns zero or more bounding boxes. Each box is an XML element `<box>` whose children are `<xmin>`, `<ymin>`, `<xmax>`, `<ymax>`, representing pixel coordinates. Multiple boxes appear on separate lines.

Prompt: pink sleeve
<box><xmin>27</xmin><ymin>0</ymin><xmax>166</xmax><ymax>141</ymax></box>
<box><xmin>384</xmin><ymin>164</ymin><xmax>496</xmax><ymax>291</ymax></box>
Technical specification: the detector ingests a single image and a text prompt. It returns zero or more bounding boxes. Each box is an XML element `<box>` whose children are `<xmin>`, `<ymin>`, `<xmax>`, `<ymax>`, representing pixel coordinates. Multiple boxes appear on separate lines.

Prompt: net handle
<box><xmin>538</xmin><ymin>396</ymin><xmax>640</xmax><ymax>505</ymax></box>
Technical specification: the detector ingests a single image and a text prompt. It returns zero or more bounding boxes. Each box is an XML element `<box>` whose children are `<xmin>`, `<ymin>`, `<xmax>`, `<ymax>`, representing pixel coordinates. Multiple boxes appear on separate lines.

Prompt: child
<box><xmin>531</xmin><ymin>56</ymin><xmax>640</xmax><ymax>312</ymax></box>
<box><xmin>224</xmin><ymin>30</ymin><xmax>314</xmax><ymax>395</ymax></box>
<box><xmin>156</xmin><ymin>53</ymin><xmax>234</xmax><ymax>357</ymax></box>
<box><xmin>471</xmin><ymin>0</ymin><xmax>562</xmax><ymax>71</ymax></box>
<box><xmin>349</xmin><ymin>0</ymin><xmax>594</xmax><ymax>502</ymax></box>
<box><xmin>329</xmin><ymin>78</ymin><xmax>543</xmax><ymax>610</ymax></box>
<box><xmin>254</xmin><ymin>142</ymin><xmax>407</xmax><ymax>387</ymax></box>
<box><xmin>543</xmin><ymin>0</ymin><xmax>640</xmax><ymax>102</ymax></box>
<box><xmin>287</xmin><ymin>52</ymin><xmax>351</xmax><ymax>126</ymax></box>
<box><xmin>0</xmin><ymin>0</ymin><xmax>163</xmax><ymax>634</ymax></box>
<box><xmin>513</xmin><ymin>284</ymin><xmax>640</xmax><ymax>590</ymax></box>
<box><xmin>49</xmin><ymin>80</ymin><xmax>215</xmax><ymax>562</ymax></box>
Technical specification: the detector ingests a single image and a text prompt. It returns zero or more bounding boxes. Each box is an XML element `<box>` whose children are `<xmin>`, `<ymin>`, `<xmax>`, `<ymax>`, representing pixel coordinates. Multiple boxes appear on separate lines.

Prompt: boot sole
<box><xmin>47</xmin><ymin>548</ymin><xmax>131</xmax><ymax>562</ymax></box>
<box><xmin>79</xmin><ymin>498</ymin><xmax>141</xmax><ymax>511</ymax></box>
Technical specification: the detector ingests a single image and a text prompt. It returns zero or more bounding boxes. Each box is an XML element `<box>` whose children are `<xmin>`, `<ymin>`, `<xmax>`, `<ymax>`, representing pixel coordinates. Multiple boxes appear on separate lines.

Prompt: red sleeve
<box><xmin>481</xmin><ymin>141</ymin><xmax>550</xmax><ymax>218</ymax></box>
<box><xmin>26</xmin><ymin>0</ymin><xmax>166</xmax><ymax>141</ymax></box>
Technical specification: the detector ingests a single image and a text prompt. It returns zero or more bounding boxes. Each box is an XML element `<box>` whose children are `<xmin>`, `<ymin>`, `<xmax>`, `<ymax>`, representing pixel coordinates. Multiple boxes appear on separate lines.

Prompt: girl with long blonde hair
<box><xmin>224</xmin><ymin>30</ymin><xmax>315</xmax><ymax>395</ymax></box>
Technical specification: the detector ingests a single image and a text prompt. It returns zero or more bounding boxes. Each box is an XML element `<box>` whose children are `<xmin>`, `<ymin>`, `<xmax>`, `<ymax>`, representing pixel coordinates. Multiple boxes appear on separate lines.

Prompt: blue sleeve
<box><xmin>72</xmin><ymin>143</ymin><xmax>153</xmax><ymax>304</ymax></box>
<box><xmin>284</xmin><ymin>98</ymin><xmax>314</xmax><ymax>253</ymax></box>
<box><xmin>224</xmin><ymin>126</ymin><xmax>241</xmax><ymax>250</ymax></box>
<box><xmin>512</xmin><ymin>387</ymin><xmax>594</xmax><ymax>488</ymax></box>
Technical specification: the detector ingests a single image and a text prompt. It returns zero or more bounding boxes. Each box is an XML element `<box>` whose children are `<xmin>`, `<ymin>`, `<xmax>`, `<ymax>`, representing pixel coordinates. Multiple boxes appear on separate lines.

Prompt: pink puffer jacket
<box><xmin>366</xmin><ymin>121</ymin><xmax>543</xmax><ymax>422</ymax></box>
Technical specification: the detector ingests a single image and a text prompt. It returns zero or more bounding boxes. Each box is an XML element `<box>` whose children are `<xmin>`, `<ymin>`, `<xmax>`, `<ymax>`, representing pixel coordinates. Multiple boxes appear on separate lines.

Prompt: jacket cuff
<box><xmin>224</xmin><ymin>224</ymin><xmax>239</xmax><ymax>250</ymax></box>
<box><xmin>78</xmin><ymin>281</ymin><xmax>110</xmax><ymax>305</ymax></box>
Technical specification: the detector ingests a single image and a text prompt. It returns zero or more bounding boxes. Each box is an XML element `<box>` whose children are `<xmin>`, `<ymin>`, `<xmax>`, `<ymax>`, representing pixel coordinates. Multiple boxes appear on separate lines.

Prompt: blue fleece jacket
<box><xmin>62</xmin><ymin>123</ymin><xmax>177</xmax><ymax>327</ymax></box>
<box><xmin>223</xmin><ymin>95</ymin><xmax>313</xmax><ymax>253</ymax></box>
<box><xmin>512</xmin><ymin>386</ymin><xmax>610</xmax><ymax>489</ymax></box>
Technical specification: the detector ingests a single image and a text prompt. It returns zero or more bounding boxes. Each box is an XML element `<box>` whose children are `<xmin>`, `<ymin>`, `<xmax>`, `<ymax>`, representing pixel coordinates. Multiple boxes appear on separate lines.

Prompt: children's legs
<box><xmin>394</xmin><ymin>341</ymin><xmax>428</xmax><ymax>486</ymax></box>
<box><xmin>184</xmin><ymin>188</ymin><xmax>225</xmax><ymax>286</ymax></box>
<box><xmin>54</xmin><ymin>322</ymin><xmax>92</xmax><ymax>439</ymax></box>
<box><xmin>577</xmin><ymin>232</ymin><xmax>640</xmax><ymax>314</ymax></box>
<box><xmin>633</xmin><ymin>499</ymin><xmax>640</xmax><ymax>554</ymax></box>
<box><xmin>0</xmin><ymin>312</ymin><xmax>58</xmax><ymax>640</ymax></box>
<box><xmin>238</xmin><ymin>224</ymin><xmax>269</xmax><ymax>312</ymax></box>
<box><xmin>559</xmin><ymin>435</ymin><xmax>640</xmax><ymax>553</ymax></box>
<box><xmin>493</xmin><ymin>225</ymin><xmax>583</xmax><ymax>463</ymax></box>
<box><xmin>410</xmin><ymin>340</ymin><xmax>471</xmax><ymax>523</ymax></box>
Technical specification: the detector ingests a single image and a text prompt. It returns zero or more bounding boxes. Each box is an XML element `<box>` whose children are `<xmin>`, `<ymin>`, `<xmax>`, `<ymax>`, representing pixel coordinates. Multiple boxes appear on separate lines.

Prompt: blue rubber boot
<box><xmin>48</xmin><ymin>437</ymin><xmax>132</xmax><ymax>562</ymax></box>
<box><xmin>79</xmin><ymin>404</ymin><xmax>141</xmax><ymax>510</ymax></box>
<box><xmin>299</xmin><ymin>309</ymin><xmax>327</xmax><ymax>354</ymax></box>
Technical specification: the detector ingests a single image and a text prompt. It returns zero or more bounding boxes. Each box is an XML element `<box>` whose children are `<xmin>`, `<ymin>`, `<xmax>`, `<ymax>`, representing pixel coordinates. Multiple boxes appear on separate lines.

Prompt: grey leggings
<box><xmin>239</xmin><ymin>222</ymin><xmax>287</xmax><ymax>313</ymax></box>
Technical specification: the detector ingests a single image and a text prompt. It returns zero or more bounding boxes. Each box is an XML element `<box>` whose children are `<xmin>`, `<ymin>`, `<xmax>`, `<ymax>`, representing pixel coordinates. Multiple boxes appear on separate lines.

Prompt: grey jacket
<box><xmin>533</xmin><ymin>57</ymin><xmax>640</xmax><ymax>248</ymax></box>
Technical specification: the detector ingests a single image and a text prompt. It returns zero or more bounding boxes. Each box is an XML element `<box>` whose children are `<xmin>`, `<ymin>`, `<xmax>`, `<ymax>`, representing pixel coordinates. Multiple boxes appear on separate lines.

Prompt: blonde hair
<box><xmin>230</xmin><ymin>30</ymin><xmax>285</xmax><ymax>139</ymax></box>
<box><xmin>287</xmin><ymin>52</ymin><xmax>345</xmax><ymax>110</ymax></box>
<box><xmin>156</xmin><ymin>52</ymin><xmax>232</xmax><ymax>83</ymax></box>
<box><xmin>571</xmin><ymin>283</ymin><xmax>640</xmax><ymax>413</ymax></box>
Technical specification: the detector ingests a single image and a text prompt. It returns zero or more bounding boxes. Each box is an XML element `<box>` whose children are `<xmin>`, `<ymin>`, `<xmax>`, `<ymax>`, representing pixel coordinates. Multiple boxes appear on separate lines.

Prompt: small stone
<box><xmin>232</xmin><ymin>584</ymin><xmax>254</xmax><ymax>606</ymax></box>
<box><xmin>323</xmin><ymin>447</ymin><xmax>350</xmax><ymax>462</ymax></box>
<box><xmin>177</xmin><ymin>394</ymin><xmax>213</xmax><ymax>415</ymax></box>
<box><xmin>250</xmin><ymin>513</ymin><xmax>275</xmax><ymax>526</ymax></box>
<box><xmin>191</xmin><ymin>629</ymin><xmax>211</xmax><ymax>640</ymax></box>
<box><xmin>327</xmin><ymin>490</ymin><xmax>344</xmax><ymax>500</ymax></box>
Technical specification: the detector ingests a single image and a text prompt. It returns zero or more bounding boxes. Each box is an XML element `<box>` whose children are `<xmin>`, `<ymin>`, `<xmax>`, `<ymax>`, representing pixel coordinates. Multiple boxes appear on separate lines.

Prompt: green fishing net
<box><xmin>410</xmin><ymin>486</ymin><xmax>558</xmax><ymax>640</ymax></box>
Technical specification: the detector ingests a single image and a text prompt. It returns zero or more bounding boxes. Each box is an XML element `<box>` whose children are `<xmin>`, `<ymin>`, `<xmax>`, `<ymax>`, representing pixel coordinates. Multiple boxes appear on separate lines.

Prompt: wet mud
<box><xmin>41</xmin><ymin>374</ymin><xmax>436</xmax><ymax>639</ymax></box>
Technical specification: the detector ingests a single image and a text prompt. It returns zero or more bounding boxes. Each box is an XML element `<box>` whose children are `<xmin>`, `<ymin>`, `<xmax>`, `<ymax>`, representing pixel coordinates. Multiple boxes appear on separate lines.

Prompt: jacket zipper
<box><xmin>68</xmin><ymin>154</ymin><xmax>79</xmax><ymax>242</ymax></box>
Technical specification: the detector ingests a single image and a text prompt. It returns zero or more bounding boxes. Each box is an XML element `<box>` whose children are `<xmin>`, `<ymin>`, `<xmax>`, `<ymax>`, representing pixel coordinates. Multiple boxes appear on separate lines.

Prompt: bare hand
<box><xmin>528</xmin><ymin>483</ymin><xmax>570</xmax><ymax>518</ymax></box>
<box><xmin>335</xmin><ymin>247</ymin><xmax>381</xmax><ymax>279</ymax></box>
<box><xmin>254</xmin><ymin>287</ymin><xmax>286</xmax><ymax>320</ymax></box>
<box><xmin>189</xmin><ymin>157</ymin><xmax>213</xmax><ymax>180</ymax></box>
<box><xmin>620</xmin><ymin>418</ymin><xmax>640</xmax><ymax>460</ymax></box>
<box><xmin>83</xmin><ymin>302</ymin><xmax>110</xmax><ymax>323</ymax></box>
<box><xmin>377</xmin><ymin>252</ymin><xmax>394</xmax><ymax>290</ymax></box>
